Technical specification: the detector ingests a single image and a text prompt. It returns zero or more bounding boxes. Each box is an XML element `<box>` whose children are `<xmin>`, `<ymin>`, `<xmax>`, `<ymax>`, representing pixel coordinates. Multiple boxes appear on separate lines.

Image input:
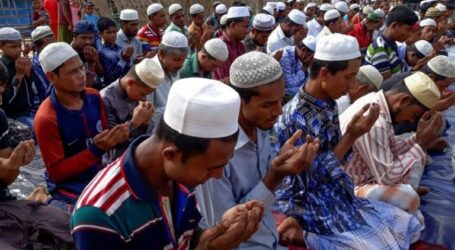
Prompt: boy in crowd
<box><xmin>32</xmin><ymin>0</ymin><xmax>50</xmax><ymax>27</ymax></box>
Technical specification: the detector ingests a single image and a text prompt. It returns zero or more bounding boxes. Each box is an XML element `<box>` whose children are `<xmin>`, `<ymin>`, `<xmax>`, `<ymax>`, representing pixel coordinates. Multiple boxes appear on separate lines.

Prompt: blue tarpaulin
<box><xmin>0</xmin><ymin>0</ymin><xmax>33</xmax><ymax>36</ymax></box>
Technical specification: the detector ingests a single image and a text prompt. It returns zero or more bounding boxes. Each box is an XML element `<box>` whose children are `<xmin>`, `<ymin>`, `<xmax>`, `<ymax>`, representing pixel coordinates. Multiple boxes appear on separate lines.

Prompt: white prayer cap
<box><xmin>39</xmin><ymin>42</ymin><xmax>78</xmax><ymax>73</ymax></box>
<box><xmin>315</xmin><ymin>33</ymin><xmax>360</xmax><ymax>61</ymax></box>
<box><xmin>427</xmin><ymin>55</ymin><xmax>455</xmax><ymax>78</ymax></box>
<box><xmin>147</xmin><ymin>3</ymin><xmax>164</xmax><ymax>16</ymax></box>
<box><xmin>266</xmin><ymin>2</ymin><xmax>277</xmax><ymax>10</ymax></box>
<box><xmin>164</xmin><ymin>78</ymin><xmax>240</xmax><ymax>138</ymax></box>
<box><xmin>420</xmin><ymin>0</ymin><xmax>437</xmax><ymax>7</ymax></box>
<box><xmin>31</xmin><ymin>25</ymin><xmax>53</xmax><ymax>42</ymax></box>
<box><xmin>0</xmin><ymin>27</ymin><xmax>21</xmax><ymax>41</ymax></box>
<box><xmin>335</xmin><ymin>1</ymin><xmax>349</xmax><ymax>14</ymax></box>
<box><xmin>320</xmin><ymin>3</ymin><xmax>335</xmax><ymax>11</ymax></box>
<box><xmin>190</xmin><ymin>4</ymin><xmax>205</xmax><ymax>15</ymax></box>
<box><xmin>135</xmin><ymin>58</ymin><xmax>165</xmax><ymax>89</ymax></box>
<box><xmin>373</xmin><ymin>8</ymin><xmax>385</xmax><ymax>18</ymax></box>
<box><xmin>304</xmin><ymin>6</ymin><xmax>309</xmax><ymax>13</ymax></box>
<box><xmin>331</xmin><ymin>0</ymin><xmax>341</xmax><ymax>6</ymax></box>
<box><xmin>119</xmin><ymin>9</ymin><xmax>139</xmax><ymax>21</ymax></box>
<box><xmin>227</xmin><ymin>6</ymin><xmax>250</xmax><ymax>19</ymax></box>
<box><xmin>302</xmin><ymin>35</ymin><xmax>317</xmax><ymax>52</ymax></box>
<box><xmin>230</xmin><ymin>51</ymin><xmax>283</xmax><ymax>88</ymax></box>
<box><xmin>404</xmin><ymin>72</ymin><xmax>440</xmax><ymax>109</ymax></box>
<box><xmin>168</xmin><ymin>3</ymin><xmax>183</xmax><ymax>16</ymax></box>
<box><xmin>288</xmin><ymin>9</ymin><xmax>306</xmax><ymax>25</ymax></box>
<box><xmin>204</xmin><ymin>38</ymin><xmax>229</xmax><ymax>61</ymax></box>
<box><xmin>363</xmin><ymin>6</ymin><xmax>373</xmax><ymax>15</ymax></box>
<box><xmin>220</xmin><ymin>14</ymin><xmax>228</xmax><ymax>25</ymax></box>
<box><xmin>161</xmin><ymin>31</ymin><xmax>188</xmax><ymax>48</ymax></box>
<box><xmin>216</xmin><ymin>4</ymin><xmax>227</xmax><ymax>14</ymax></box>
<box><xmin>414</xmin><ymin>40</ymin><xmax>433</xmax><ymax>57</ymax></box>
<box><xmin>420</xmin><ymin>18</ymin><xmax>437</xmax><ymax>27</ymax></box>
<box><xmin>324</xmin><ymin>9</ymin><xmax>341</xmax><ymax>21</ymax></box>
<box><xmin>277</xmin><ymin>2</ymin><xmax>286</xmax><ymax>11</ymax></box>
<box><xmin>307</xmin><ymin>2</ymin><xmax>318</xmax><ymax>8</ymax></box>
<box><xmin>415</xmin><ymin>11</ymin><xmax>421</xmax><ymax>21</ymax></box>
<box><xmin>358</xmin><ymin>65</ymin><xmax>383</xmax><ymax>89</ymax></box>
<box><xmin>350</xmin><ymin>4</ymin><xmax>360</xmax><ymax>10</ymax></box>
<box><xmin>263</xmin><ymin>5</ymin><xmax>275</xmax><ymax>16</ymax></box>
<box><xmin>436</xmin><ymin>3</ymin><xmax>447</xmax><ymax>12</ymax></box>
<box><xmin>296</xmin><ymin>0</ymin><xmax>305</xmax><ymax>2</ymax></box>
<box><xmin>253</xmin><ymin>13</ymin><xmax>276</xmax><ymax>31</ymax></box>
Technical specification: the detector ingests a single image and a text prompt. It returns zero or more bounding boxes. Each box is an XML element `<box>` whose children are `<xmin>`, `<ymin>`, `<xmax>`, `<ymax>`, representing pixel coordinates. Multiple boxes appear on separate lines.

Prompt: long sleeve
<box><xmin>98</xmin><ymin>48</ymin><xmax>130</xmax><ymax>85</ymax></box>
<box><xmin>280</xmin><ymin>51</ymin><xmax>306</xmax><ymax>96</ymax></box>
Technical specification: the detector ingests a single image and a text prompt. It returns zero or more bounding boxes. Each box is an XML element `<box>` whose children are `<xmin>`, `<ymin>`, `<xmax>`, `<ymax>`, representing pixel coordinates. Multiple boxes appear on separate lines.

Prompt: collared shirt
<box><xmin>32</xmin><ymin>54</ymin><xmax>53</xmax><ymax>102</ymax></box>
<box><xmin>339</xmin><ymin>91</ymin><xmax>426</xmax><ymax>186</ymax></box>
<box><xmin>244</xmin><ymin>34</ymin><xmax>266</xmax><ymax>53</ymax></box>
<box><xmin>179</xmin><ymin>52</ymin><xmax>211</xmax><ymax>79</ymax></box>
<box><xmin>307</xmin><ymin>19</ymin><xmax>323</xmax><ymax>37</ymax></box>
<box><xmin>115</xmin><ymin>29</ymin><xmax>143</xmax><ymax>64</ymax></box>
<box><xmin>188</xmin><ymin>22</ymin><xmax>210</xmax><ymax>50</ymax></box>
<box><xmin>137</xmin><ymin>23</ymin><xmax>164</xmax><ymax>53</ymax></box>
<box><xmin>348</xmin><ymin>22</ymin><xmax>373</xmax><ymax>49</ymax></box>
<box><xmin>267</xmin><ymin>25</ymin><xmax>294</xmax><ymax>54</ymax></box>
<box><xmin>164</xmin><ymin>22</ymin><xmax>189</xmax><ymax>37</ymax></box>
<box><xmin>273</xmin><ymin>88</ymin><xmax>369</xmax><ymax>236</ymax></box>
<box><xmin>196</xmin><ymin>128</ymin><xmax>283</xmax><ymax>250</ymax></box>
<box><xmin>335</xmin><ymin>94</ymin><xmax>351</xmax><ymax>115</ymax></box>
<box><xmin>98</xmin><ymin>43</ymin><xmax>131</xmax><ymax>86</ymax></box>
<box><xmin>317</xmin><ymin>26</ymin><xmax>332</xmax><ymax>39</ymax></box>
<box><xmin>213</xmin><ymin>32</ymin><xmax>246</xmax><ymax>80</ymax></box>
<box><xmin>365</xmin><ymin>33</ymin><xmax>402</xmax><ymax>76</ymax></box>
<box><xmin>100</xmin><ymin>80</ymin><xmax>148</xmax><ymax>163</ymax></box>
<box><xmin>71</xmin><ymin>136</ymin><xmax>201</xmax><ymax>249</ymax></box>
<box><xmin>279</xmin><ymin>46</ymin><xmax>308</xmax><ymax>97</ymax></box>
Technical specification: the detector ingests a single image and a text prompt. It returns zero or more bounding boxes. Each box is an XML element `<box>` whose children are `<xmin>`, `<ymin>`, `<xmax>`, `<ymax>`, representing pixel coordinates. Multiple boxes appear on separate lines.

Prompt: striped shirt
<box><xmin>365</xmin><ymin>33</ymin><xmax>402</xmax><ymax>76</ymax></box>
<box><xmin>339</xmin><ymin>91</ymin><xmax>426</xmax><ymax>186</ymax></box>
<box><xmin>71</xmin><ymin>136</ymin><xmax>201</xmax><ymax>250</ymax></box>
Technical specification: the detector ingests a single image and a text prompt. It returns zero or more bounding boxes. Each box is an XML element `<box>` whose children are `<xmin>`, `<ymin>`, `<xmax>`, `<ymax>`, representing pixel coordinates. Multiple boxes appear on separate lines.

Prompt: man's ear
<box><xmin>162</xmin><ymin>145</ymin><xmax>182</xmax><ymax>164</ymax></box>
<box><xmin>396</xmin><ymin>93</ymin><xmax>414</xmax><ymax>109</ymax></box>
<box><xmin>45</xmin><ymin>71</ymin><xmax>58</xmax><ymax>85</ymax></box>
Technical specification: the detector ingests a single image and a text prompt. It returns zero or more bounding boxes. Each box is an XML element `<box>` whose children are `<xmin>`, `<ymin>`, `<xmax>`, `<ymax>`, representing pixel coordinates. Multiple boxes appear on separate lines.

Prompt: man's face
<box><xmin>321</xmin><ymin>59</ymin><xmax>361</xmax><ymax>100</ymax></box>
<box><xmin>380</xmin><ymin>2</ymin><xmax>390</xmax><ymax>15</ymax></box>
<box><xmin>126</xmin><ymin>80</ymin><xmax>155</xmax><ymax>101</ymax></box>
<box><xmin>296</xmin><ymin>47</ymin><xmax>314</xmax><ymax>65</ymax></box>
<box><xmin>391</xmin><ymin>99</ymin><xmax>426</xmax><ymax>124</ymax></box>
<box><xmin>298</xmin><ymin>2</ymin><xmax>305</xmax><ymax>11</ymax></box>
<box><xmin>372</xmin><ymin>1</ymin><xmax>381</xmax><ymax>10</ymax></box>
<box><xmin>421</xmin><ymin>26</ymin><xmax>436</xmax><ymax>42</ymax></box>
<box><xmin>0</xmin><ymin>40</ymin><xmax>22</xmax><ymax>60</ymax></box>
<box><xmin>193</xmin><ymin>13</ymin><xmax>205</xmax><ymax>26</ymax></box>
<box><xmin>46</xmin><ymin>56</ymin><xmax>86</xmax><ymax>93</ymax></box>
<box><xmin>229</xmin><ymin>18</ymin><xmax>250</xmax><ymax>41</ymax></box>
<box><xmin>365</xmin><ymin>20</ymin><xmax>379</xmax><ymax>32</ymax></box>
<box><xmin>100</xmin><ymin>26</ymin><xmax>117</xmax><ymax>45</ymax></box>
<box><xmin>172</xmin><ymin>10</ymin><xmax>186</xmax><ymax>27</ymax></box>
<box><xmin>160</xmin><ymin>51</ymin><xmax>187</xmax><ymax>73</ymax></box>
<box><xmin>73</xmin><ymin>33</ymin><xmax>94</xmax><ymax>50</ymax></box>
<box><xmin>406</xmin><ymin>28</ymin><xmax>422</xmax><ymax>44</ymax></box>
<box><xmin>32</xmin><ymin>0</ymin><xmax>43</xmax><ymax>10</ymax></box>
<box><xmin>241</xmin><ymin>78</ymin><xmax>285</xmax><ymax>130</ymax></box>
<box><xmin>406</xmin><ymin>51</ymin><xmax>420</xmax><ymax>67</ymax></box>
<box><xmin>330</xmin><ymin>18</ymin><xmax>343</xmax><ymax>33</ymax></box>
<box><xmin>199</xmin><ymin>53</ymin><xmax>225</xmax><ymax>72</ymax></box>
<box><xmin>435</xmin><ymin>77</ymin><xmax>455</xmax><ymax>92</ymax></box>
<box><xmin>393</xmin><ymin>23</ymin><xmax>414</xmax><ymax>42</ymax></box>
<box><xmin>283</xmin><ymin>22</ymin><xmax>300</xmax><ymax>37</ymax></box>
<box><xmin>151</xmin><ymin>9</ymin><xmax>167</xmax><ymax>28</ymax></box>
<box><xmin>122</xmin><ymin>20</ymin><xmax>139</xmax><ymax>37</ymax></box>
<box><xmin>251</xmin><ymin>29</ymin><xmax>272</xmax><ymax>46</ymax></box>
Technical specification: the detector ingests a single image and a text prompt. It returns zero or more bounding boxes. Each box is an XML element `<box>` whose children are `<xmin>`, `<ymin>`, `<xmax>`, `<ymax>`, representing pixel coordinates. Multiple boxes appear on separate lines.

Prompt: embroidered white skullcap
<box><xmin>164</xmin><ymin>78</ymin><xmax>240</xmax><ymax>138</ymax></box>
<box><xmin>277</xmin><ymin>2</ymin><xmax>286</xmax><ymax>11</ymax></box>
<box><xmin>220</xmin><ymin>14</ymin><xmax>228</xmax><ymax>25</ymax></box>
<box><xmin>288</xmin><ymin>9</ymin><xmax>307</xmax><ymax>25</ymax></box>
<box><xmin>0</xmin><ymin>27</ymin><xmax>21</xmax><ymax>41</ymax></box>
<box><xmin>135</xmin><ymin>58</ymin><xmax>165</xmax><ymax>89</ymax></box>
<box><xmin>39</xmin><ymin>42</ymin><xmax>78</xmax><ymax>73</ymax></box>
<box><xmin>119</xmin><ymin>9</ymin><xmax>139</xmax><ymax>21</ymax></box>
<box><xmin>420</xmin><ymin>18</ymin><xmax>437</xmax><ymax>27</ymax></box>
<box><xmin>161</xmin><ymin>31</ymin><xmax>188</xmax><ymax>48</ymax></box>
<box><xmin>436</xmin><ymin>3</ymin><xmax>447</xmax><ymax>12</ymax></box>
<box><xmin>335</xmin><ymin>1</ymin><xmax>349</xmax><ymax>14</ymax></box>
<box><xmin>302</xmin><ymin>35</ymin><xmax>317</xmax><ymax>52</ymax></box>
<box><xmin>414</xmin><ymin>40</ymin><xmax>433</xmax><ymax>57</ymax></box>
<box><xmin>204</xmin><ymin>38</ymin><xmax>229</xmax><ymax>61</ymax></box>
<box><xmin>307</xmin><ymin>2</ymin><xmax>318</xmax><ymax>8</ymax></box>
<box><xmin>350</xmin><ymin>3</ymin><xmax>360</xmax><ymax>10</ymax></box>
<box><xmin>147</xmin><ymin>3</ymin><xmax>164</xmax><ymax>16</ymax></box>
<box><xmin>190</xmin><ymin>4</ymin><xmax>205</xmax><ymax>15</ymax></box>
<box><xmin>227</xmin><ymin>6</ymin><xmax>250</xmax><ymax>19</ymax></box>
<box><xmin>216</xmin><ymin>4</ymin><xmax>227</xmax><ymax>14</ymax></box>
<box><xmin>373</xmin><ymin>8</ymin><xmax>385</xmax><ymax>18</ymax></box>
<box><xmin>31</xmin><ymin>25</ymin><xmax>53</xmax><ymax>42</ymax></box>
<box><xmin>168</xmin><ymin>3</ymin><xmax>183</xmax><ymax>16</ymax></box>
<box><xmin>404</xmin><ymin>72</ymin><xmax>440</xmax><ymax>108</ymax></box>
<box><xmin>363</xmin><ymin>6</ymin><xmax>373</xmax><ymax>15</ymax></box>
<box><xmin>253</xmin><ymin>13</ymin><xmax>276</xmax><ymax>31</ymax></box>
<box><xmin>263</xmin><ymin>5</ymin><xmax>275</xmax><ymax>15</ymax></box>
<box><xmin>320</xmin><ymin>3</ymin><xmax>335</xmax><ymax>11</ymax></box>
<box><xmin>315</xmin><ymin>33</ymin><xmax>361</xmax><ymax>61</ymax></box>
<box><xmin>358</xmin><ymin>65</ymin><xmax>383</xmax><ymax>89</ymax></box>
<box><xmin>427</xmin><ymin>55</ymin><xmax>455</xmax><ymax>78</ymax></box>
<box><xmin>230</xmin><ymin>51</ymin><xmax>283</xmax><ymax>88</ymax></box>
<box><xmin>324</xmin><ymin>9</ymin><xmax>341</xmax><ymax>21</ymax></box>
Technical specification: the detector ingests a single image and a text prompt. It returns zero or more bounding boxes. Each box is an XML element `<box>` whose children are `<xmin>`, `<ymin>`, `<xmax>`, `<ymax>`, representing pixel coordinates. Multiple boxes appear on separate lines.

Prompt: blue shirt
<box><xmin>196</xmin><ymin>128</ymin><xmax>283</xmax><ymax>250</ymax></box>
<box><xmin>98</xmin><ymin>43</ymin><xmax>131</xmax><ymax>86</ymax></box>
<box><xmin>273</xmin><ymin>88</ymin><xmax>371</xmax><ymax>236</ymax></box>
<box><xmin>279</xmin><ymin>46</ymin><xmax>308</xmax><ymax>97</ymax></box>
<box><xmin>32</xmin><ymin>54</ymin><xmax>53</xmax><ymax>102</ymax></box>
<box><xmin>83</xmin><ymin>14</ymin><xmax>99</xmax><ymax>31</ymax></box>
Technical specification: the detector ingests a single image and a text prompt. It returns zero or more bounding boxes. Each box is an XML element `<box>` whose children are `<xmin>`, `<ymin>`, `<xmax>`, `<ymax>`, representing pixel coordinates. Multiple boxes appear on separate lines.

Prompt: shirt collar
<box><xmin>299</xmin><ymin>87</ymin><xmax>335</xmax><ymax>109</ymax></box>
<box><xmin>377</xmin><ymin>90</ymin><xmax>392</xmax><ymax>123</ymax></box>
<box><xmin>379</xmin><ymin>32</ymin><xmax>397</xmax><ymax>50</ymax></box>
<box><xmin>277</xmin><ymin>25</ymin><xmax>286</xmax><ymax>39</ymax></box>
<box><xmin>235</xmin><ymin>126</ymin><xmax>269</xmax><ymax>151</ymax></box>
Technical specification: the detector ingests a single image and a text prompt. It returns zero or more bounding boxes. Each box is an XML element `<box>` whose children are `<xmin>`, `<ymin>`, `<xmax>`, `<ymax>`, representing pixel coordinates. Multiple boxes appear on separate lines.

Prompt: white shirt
<box><xmin>336</xmin><ymin>94</ymin><xmax>351</xmax><ymax>115</ymax></box>
<box><xmin>267</xmin><ymin>25</ymin><xmax>294</xmax><ymax>54</ymax></box>
<box><xmin>307</xmin><ymin>19</ymin><xmax>323</xmax><ymax>37</ymax></box>
<box><xmin>316</xmin><ymin>26</ymin><xmax>332</xmax><ymax>39</ymax></box>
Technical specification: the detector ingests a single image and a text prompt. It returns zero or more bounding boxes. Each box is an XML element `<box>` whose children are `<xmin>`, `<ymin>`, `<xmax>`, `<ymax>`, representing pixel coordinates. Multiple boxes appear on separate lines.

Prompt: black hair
<box><xmin>125</xmin><ymin>64</ymin><xmax>149</xmax><ymax>88</ymax></box>
<box><xmin>0</xmin><ymin>62</ymin><xmax>8</xmax><ymax>85</ymax></box>
<box><xmin>309</xmin><ymin>59</ymin><xmax>351</xmax><ymax>79</ymax></box>
<box><xmin>226</xmin><ymin>17</ymin><xmax>249</xmax><ymax>27</ymax></box>
<box><xmin>282</xmin><ymin>16</ymin><xmax>294</xmax><ymax>24</ymax></box>
<box><xmin>207</xmin><ymin>19</ymin><xmax>215</xmax><ymax>27</ymax></box>
<box><xmin>324</xmin><ymin>17</ymin><xmax>340</xmax><ymax>26</ymax></box>
<box><xmin>229</xmin><ymin>83</ymin><xmax>260</xmax><ymax>103</ymax></box>
<box><xmin>200</xmin><ymin>46</ymin><xmax>217</xmax><ymax>61</ymax></box>
<box><xmin>386</xmin><ymin>5</ymin><xmax>418</xmax><ymax>27</ymax></box>
<box><xmin>155</xmin><ymin>118</ymin><xmax>239</xmax><ymax>163</ymax></box>
<box><xmin>406</xmin><ymin>43</ymin><xmax>425</xmax><ymax>59</ymax></box>
<box><xmin>52</xmin><ymin>62</ymin><xmax>66</xmax><ymax>76</ymax></box>
<box><xmin>388</xmin><ymin>78</ymin><xmax>427</xmax><ymax>109</ymax></box>
<box><xmin>420</xmin><ymin>65</ymin><xmax>447</xmax><ymax>81</ymax></box>
<box><xmin>232</xmin><ymin>1</ymin><xmax>246</xmax><ymax>6</ymax></box>
<box><xmin>97</xmin><ymin>17</ymin><xmax>117</xmax><ymax>33</ymax></box>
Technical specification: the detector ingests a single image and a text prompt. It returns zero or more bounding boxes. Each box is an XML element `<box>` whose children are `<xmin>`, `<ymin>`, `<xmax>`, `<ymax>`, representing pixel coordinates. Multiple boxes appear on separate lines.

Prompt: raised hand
<box><xmin>345</xmin><ymin>103</ymin><xmax>380</xmax><ymax>139</ymax></box>
<box><xmin>278</xmin><ymin>217</ymin><xmax>306</xmax><ymax>247</ymax></box>
<box><xmin>121</xmin><ymin>47</ymin><xmax>135</xmax><ymax>61</ymax></box>
<box><xmin>93</xmin><ymin>124</ymin><xmax>129</xmax><ymax>150</ymax></box>
<box><xmin>416</xmin><ymin>111</ymin><xmax>445</xmax><ymax>149</ymax></box>
<box><xmin>131</xmin><ymin>101</ymin><xmax>155</xmax><ymax>127</ymax></box>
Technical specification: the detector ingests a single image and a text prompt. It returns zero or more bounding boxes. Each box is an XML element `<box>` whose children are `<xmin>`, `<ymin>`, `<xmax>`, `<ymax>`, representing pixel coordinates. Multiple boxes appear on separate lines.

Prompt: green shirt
<box><xmin>179</xmin><ymin>52</ymin><xmax>212</xmax><ymax>79</ymax></box>
<box><xmin>164</xmin><ymin>22</ymin><xmax>189</xmax><ymax>37</ymax></box>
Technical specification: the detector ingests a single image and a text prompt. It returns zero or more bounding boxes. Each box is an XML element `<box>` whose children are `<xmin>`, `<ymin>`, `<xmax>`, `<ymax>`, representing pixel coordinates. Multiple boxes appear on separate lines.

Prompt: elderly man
<box><xmin>116</xmin><ymin>9</ymin><xmax>143</xmax><ymax>64</ymax></box>
<box><xmin>267</xmin><ymin>9</ymin><xmax>306</xmax><ymax>54</ymax></box>
<box><xmin>336</xmin><ymin>65</ymin><xmax>384</xmax><ymax>114</ymax></box>
<box><xmin>180</xmin><ymin>38</ymin><xmax>228</xmax><ymax>79</ymax></box>
<box><xmin>137</xmin><ymin>3</ymin><xmax>166</xmax><ymax>55</ymax></box>
<box><xmin>245</xmin><ymin>14</ymin><xmax>275</xmax><ymax>53</ymax></box>
<box><xmin>31</xmin><ymin>25</ymin><xmax>55</xmax><ymax>103</ymax></box>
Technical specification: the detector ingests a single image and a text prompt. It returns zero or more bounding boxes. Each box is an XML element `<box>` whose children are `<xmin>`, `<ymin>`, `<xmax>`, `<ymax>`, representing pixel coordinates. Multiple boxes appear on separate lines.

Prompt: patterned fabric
<box><xmin>98</xmin><ymin>43</ymin><xmax>130</xmax><ymax>86</ymax></box>
<box><xmin>213</xmin><ymin>32</ymin><xmax>245</xmax><ymax>80</ymax></box>
<box><xmin>279</xmin><ymin>46</ymin><xmax>308</xmax><ymax>97</ymax></box>
<box><xmin>348</xmin><ymin>22</ymin><xmax>373</xmax><ymax>49</ymax></box>
<box><xmin>137</xmin><ymin>23</ymin><xmax>163</xmax><ymax>53</ymax></box>
<box><xmin>365</xmin><ymin>33</ymin><xmax>402</xmax><ymax>75</ymax></box>
<box><xmin>32</xmin><ymin>54</ymin><xmax>53</xmax><ymax>102</ymax></box>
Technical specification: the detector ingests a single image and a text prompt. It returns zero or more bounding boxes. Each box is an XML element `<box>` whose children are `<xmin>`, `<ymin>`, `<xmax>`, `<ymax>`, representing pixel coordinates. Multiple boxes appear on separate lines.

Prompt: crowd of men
<box><xmin>1</xmin><ymin>0</ymin><xmax>455</xmax><ymax>249</ymax></box>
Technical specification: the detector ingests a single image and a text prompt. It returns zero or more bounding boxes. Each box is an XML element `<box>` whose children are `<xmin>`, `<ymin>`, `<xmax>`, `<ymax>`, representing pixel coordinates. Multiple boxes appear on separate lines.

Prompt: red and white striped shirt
<box><xmin>339</xmin><ymin>91</ymin><xmax>426</xmax><ymax>186</ymax></box>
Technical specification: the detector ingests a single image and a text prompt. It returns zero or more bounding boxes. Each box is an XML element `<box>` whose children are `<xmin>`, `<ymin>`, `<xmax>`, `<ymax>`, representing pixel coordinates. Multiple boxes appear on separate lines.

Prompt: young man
<box><xmin>306</xmin><ymin>4</ymin><xmax>333</xmax><ymax>37</ymax></box>
<box><xmin>57</xmin><ymin>0</ymin><xmax>72</xmax><ymax>43</ymax></box>
<box><xmin>35</xmin><ymin>43</ymin><xmax>129</xmax><ymax>211</ymax></box>
<box><xmin>317</xmin><ymin>9</ymin><xmax>343</xmax><ymax>38</ymax></box>
<box><xmin>244</xmin><ymin>13</ymin><xmax>275</xmax><ymax>53</ymax></box>
<box><xmin>0</xmin><ymin>28</ymin><xmax>35</xmax><ymax>129</ymax></box>
<box><xmin>267</xmin><ymin>9</ymin><xmax>306</xmax><ymax>54</ymax></box>
<box><xmin>188</xmin><ymin>4</ymin><xmax>214</xmax><ymax>51</ymax></box>
<box><xmin>116</xmin><ymin>9</ymin><xmax>143</xmax><ymax>64</ymax></box>
<box><xmin>273</xmin><ymin>34</ymin><xmax>421</xmax><ymax>248</ymax></box>
<box><xmin>336</xmin><ymin>65</ymin><xmax>383</xmax><ymax>115</ymax></box>
<box><xmin>213</xmin><ymin>6</ymin><xmax>250</xmax><ymax>81</ymax></box>
<box><xmin>137</xmin><ymin>3</ymin><xmax>166</xmax><ymax>55</ymax></box>
<box><xmin>339</xmin><ymin>72</ymin><xmax>442</xmax><ymax>219</ymax></box>
<box><xmin>165</xmin><ymin>4</ymin><xmax>189</xmax><ymax>36</ymax></box>
<box><xmin>179</xmin><ymin>38</ymin><xmax>228</xmax><ymax>79</ymax></box>
<box><xmin>400</xmin><ymin>40</ymin><xmax>434</xmax><ymax>72</ymax></box>
<box><xmin>419</xmin><ymin>18</ymin><xmax>437</xmax><ymax>42</ymax></box>
<box><xmin>71</xmin><ymin>78</ymin><xmax>265</xmax><ymax>249</ymax></box>
<box><xmin>97</xmin><ymin>17</ymin><xmax>132</xmax><ymax>86</ymax></box>
<box><xmin>101</xmin><ymin>59</ymin><xmax>163</xmax><ymax>163</ymax></box>
<box><xmin>348</xmin><ymin>11</ymin><xmax>380</xmax><ymax>50</ymax></box>
<box><xmin>366</xmin><ymin>5</ymin><xmax>418</xmax><ymax>80</ymax></box>
<box><xmin>197</xmin><ymin>51</ymin><xmax>319</xmax><ymax>250</ymax></box>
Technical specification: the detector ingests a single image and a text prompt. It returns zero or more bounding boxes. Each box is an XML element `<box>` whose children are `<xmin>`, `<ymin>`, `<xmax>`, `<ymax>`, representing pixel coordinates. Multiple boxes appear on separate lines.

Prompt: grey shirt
<box><xmin>116</xmin><ymin>29</ymin><xmax>143</xmax><ymax>64</ymax></box>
